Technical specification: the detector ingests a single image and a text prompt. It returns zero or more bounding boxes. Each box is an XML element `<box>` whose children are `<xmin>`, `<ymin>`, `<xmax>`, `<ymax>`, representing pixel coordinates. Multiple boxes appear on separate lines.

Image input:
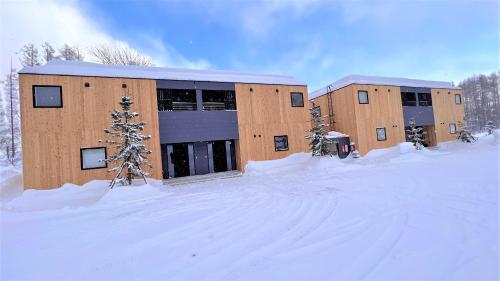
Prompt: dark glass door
<box><xmin>194</xmin><ymin>142</ymin><xmax>209</xmax><ymax>175</ymax></box>
<box><xmin>171</xmin><ymin>143</ymin><xmax>190</xmax><ymax>177</ymax></box>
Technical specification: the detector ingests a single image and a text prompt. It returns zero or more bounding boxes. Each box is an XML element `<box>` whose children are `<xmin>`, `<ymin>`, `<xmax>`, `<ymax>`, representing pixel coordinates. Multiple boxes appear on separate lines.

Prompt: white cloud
<box><xmin>0</xmin><ymin>0</ymin><xmax>209</xmax><ymax>78</ymax></box>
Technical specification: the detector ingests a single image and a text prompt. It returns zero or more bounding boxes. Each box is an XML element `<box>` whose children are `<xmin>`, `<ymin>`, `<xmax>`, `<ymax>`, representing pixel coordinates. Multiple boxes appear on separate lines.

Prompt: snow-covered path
<box><xmin>1</xmin><ymin>136</ymin><xmax>498</xmax><ymax>281</ymax></box>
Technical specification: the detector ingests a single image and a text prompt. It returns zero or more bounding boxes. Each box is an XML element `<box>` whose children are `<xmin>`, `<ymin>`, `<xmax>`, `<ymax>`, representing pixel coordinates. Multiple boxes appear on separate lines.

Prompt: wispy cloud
<box><xmin>0</xmin><ymin>0</ymin><xmax>210</xmax><ymax>78</ymax></box>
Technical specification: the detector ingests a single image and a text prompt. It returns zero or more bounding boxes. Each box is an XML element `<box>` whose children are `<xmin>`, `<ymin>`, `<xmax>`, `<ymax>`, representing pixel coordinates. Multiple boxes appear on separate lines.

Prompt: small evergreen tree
<box><xmin>457</xmin><ymin>118</ymin><xmax>476</xmax><ymax>143</ymax></box>
<box><xmin>100</xmin><ymin>94</ymin><xmax>152</xmax><ymax>188</ymax></box>
<box><xmin>406</xmin><ymin>118</ymin><xmax>426</xmax><ymax>150</ymax></box>
<box><xmin>306</xmin><ymin>105</ymin><xmax>332</xmax><ymax>156</ymax></box>
<box><xmin>484</xmin><ymin>120</ymin><xmax>496</xmax><ymax>135</ymax></box>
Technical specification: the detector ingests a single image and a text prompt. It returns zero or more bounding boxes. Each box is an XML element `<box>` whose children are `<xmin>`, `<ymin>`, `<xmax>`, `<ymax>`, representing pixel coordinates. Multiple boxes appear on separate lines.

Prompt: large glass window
<box><xmin>401</xmin><ymin>92</ymin><xmax>417</xmax><ymax>106</ymax></box>
<box><xmin>80</xmin><ymin>147</ymin><xmax>107</xmax><ymax>170</ymax></box>
<box><xmin>157</xmin><ymin>89</ymin><xmax>197</xmax><ymax>111</ymax></box>
<box><xmin>418</xmin><ymin>92</ymin><xmax>432</xmax><ymax>106</ymax></box>
<box><xmin>274</xmin><ymin>135</ymin><xmax>289</xmax><ymax>151</ymax></box>
<box><xmin>455</xmin><ymin>94</ymin><xmax>462</xmax><ymax>104</ymax></box>
<box><xmin>33</xmin><ymin>85</ymin><xmax>62</xmax><ymax>108</ymax></box>
<box><xmin>358</xmin><ymin>90</ymin><xmax>369</xmax><ymax>104</ymax></box>
<box><xmin>376</xmin><ymin>128</ymin><xmax>387</xmax><ymax>141</ymax></box>
<box><xmin>290</xmin><ymin>92</ymin><xmax>304</xmax><ymax>107</ymax></box>
<box><xmin>202</xmin><ymin>90</ymin><xmax>236</xmax><ymax>111</ymax></box>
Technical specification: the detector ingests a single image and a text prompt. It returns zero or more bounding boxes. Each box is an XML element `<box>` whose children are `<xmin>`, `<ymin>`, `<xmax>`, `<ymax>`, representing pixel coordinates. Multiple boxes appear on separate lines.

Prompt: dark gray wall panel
<box><xmin>156</xmin><ymin>80</ymin><xmax>235</xmax><ymax>91</ymax></box>
<box><xmin>403</xmin><ymin>106</ymin><xmax>435</xmax><ymax>126</ymax></box>
<box><xmin>400</xmin><ymin>86</ymin><xmax>431</xmax><ymax>93</ymax></box>
<box><xmin>158</xmin><ymin>111</ymin><xmax>239</xmax><ymax>144</ymax></box>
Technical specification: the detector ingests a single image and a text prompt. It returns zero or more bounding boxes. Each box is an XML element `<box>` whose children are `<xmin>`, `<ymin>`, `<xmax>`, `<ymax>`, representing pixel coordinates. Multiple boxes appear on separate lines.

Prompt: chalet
<box><xmin>18</xmin><ymin>60</ymin><xmax>310</xmax><ymax>189</ymax></box>
<box><xmin>310</xmin><ymin>75</ymin><xmax>465</xmax><ymax>155</ymax></box>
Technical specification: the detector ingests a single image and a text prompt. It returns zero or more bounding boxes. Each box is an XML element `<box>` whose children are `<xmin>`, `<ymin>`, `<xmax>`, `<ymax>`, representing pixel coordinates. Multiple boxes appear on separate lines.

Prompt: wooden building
<box><xmin>310</xmin><ymin>75</ymin><xmax>465</xmax><ymax>155</ymax></box>
<box><xmin>19</xmin><ymin>60</ymin><xmax>310</xmax><ymax>189</ymax></box>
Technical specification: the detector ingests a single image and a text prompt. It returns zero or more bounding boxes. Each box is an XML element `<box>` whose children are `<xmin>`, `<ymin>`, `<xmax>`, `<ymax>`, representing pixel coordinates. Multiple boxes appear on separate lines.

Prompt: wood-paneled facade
<box><xmin>311</xmin><ymin>83</ymin><xmax>464</xmax><ymax>156</ymax></box>
<box><xmin>19</xmin><ymin>74</ymin><xmax>163</xmax><ymax>189</ymax></box>
<box><xmin>19</xmin><ymin>73</ymin><xmax>310</xmax><ymax>189</ymax></box>
<box><xmin>234</xmin><ymin>83</ymin><xmax>310</xmax><ymax>170</ymax></box>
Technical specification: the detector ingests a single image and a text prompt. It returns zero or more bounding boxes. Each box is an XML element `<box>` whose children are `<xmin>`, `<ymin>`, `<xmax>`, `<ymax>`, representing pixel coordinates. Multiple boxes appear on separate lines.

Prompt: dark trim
<box><xmin>80</xmin><ymin>147</ymin><xmax>108</xmax><ymax>170</ymax></box>
<box><xmin>449</xmin><ymin>123</ymin><xmax>457</xmax><ymax>134</ymax></box>
<box><xmin>290</xmin><ymin>92</ymin><xmax>304</xmax><ymax>107</ymax></box>
<box><xmin>274</xmin><ymin>135</ymin><xmax>289</xmax><ymax>151</ymax></box>
<box><xmin>376</xmin><ymin>127</ymin><xmax>387</xmax><ymax>141</ymax></box>
<box><xmin>455</xmin><ymin>94</ymin><xmax>462</xmax><ymax>104</ymax></box>
<box><xmin>358</xmin><ymin>90</ymin><xmax>369</xmax><ymax>104</ymax></box>
<box><xmin>20</xmin><ymin>73</ymin><xmax>306</xmax><ymax>87</ymax></box>
<box><xmin>32</xmin><ymin>85</ymin><xmax>63</xmax><ymax>108</ymax></box>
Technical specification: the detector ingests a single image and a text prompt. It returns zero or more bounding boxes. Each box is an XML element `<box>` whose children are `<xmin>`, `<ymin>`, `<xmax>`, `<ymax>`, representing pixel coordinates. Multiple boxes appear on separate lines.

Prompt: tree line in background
<box><xmin>459</xmin><ymin>72</ymin><xmax>500</xmax><ymax>132</ymax></box>
<box><xmin>0</xmin><ymin>42</ymin><xmax>154</xmax><ymax>165</ymax></box>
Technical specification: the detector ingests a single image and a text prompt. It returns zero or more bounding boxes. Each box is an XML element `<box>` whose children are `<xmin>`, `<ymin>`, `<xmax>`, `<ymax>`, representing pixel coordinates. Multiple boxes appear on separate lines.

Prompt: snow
<box><xmin>326</xmin><ymin>130</ymin><xmax>349</xmax><ymax>138</ymax></box>
<box><xmin>1</xmin><ymin>135</ymin><xmax>498</xmax><ymax>281</ymax></box>
<box><xmin>19</xmin><ymin>60</ymin><xmax>306</xmax><ymax>86</ymax></box>
<box><xmin>310</xmin><ymin>74</ymin><xmax>460</xmax><ymax>99</ymax></box>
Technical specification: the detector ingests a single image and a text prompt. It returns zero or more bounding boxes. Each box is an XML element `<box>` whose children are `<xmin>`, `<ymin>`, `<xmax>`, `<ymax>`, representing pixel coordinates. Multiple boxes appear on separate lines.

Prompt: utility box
<box><xmin>326</xmin><ymin>131</ymin><xmax>351</xmax><ymax>159</ymax></box>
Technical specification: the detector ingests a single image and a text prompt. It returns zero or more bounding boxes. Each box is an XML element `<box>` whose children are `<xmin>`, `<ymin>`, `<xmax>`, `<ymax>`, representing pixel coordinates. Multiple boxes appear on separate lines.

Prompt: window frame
<box><xmin>32</xmin><ymin>85</ymin><xmax>63</xmax><ymax>108</ymax></box>
<box><xmin>80</xmin><ymin>147</ymin><xmax>108</xmax><ymax>170</ymax></box>
<box><xmin>401</xmin><ymin>92</ymin><xmax>417</xmax><ymax>106</ymax></box>
<box><xmin>274</xmin><ymin>135</ymin><xmax>289</xmax><ymax>151</ymax></box>
<box><xmin>358</xmin><ymin>90</ymin><xmax>369</xmax><ymax>104</ymax></box>
<box><xmin>376</xmin><ymin>127</ymin><xmax>387</xmax><ymax>141</ymax></box>
<box><xmin>290</xmin><ymin>92</ymin><xmax>304</xmax><ymax>107</ymax></box>
<box><xmin>449</xmin><ymin>123</ymin><xmax>457</xmax><ymax>134</ymax></box>
<box><xmin>417</xmin><ymin>92</ymin><xmax>433</xmax><ymax>106</ymax></box>
<box><xmin>455</xmin><ymin>94</ymin><xmax>462</xmax><ymax>105</ymax></box>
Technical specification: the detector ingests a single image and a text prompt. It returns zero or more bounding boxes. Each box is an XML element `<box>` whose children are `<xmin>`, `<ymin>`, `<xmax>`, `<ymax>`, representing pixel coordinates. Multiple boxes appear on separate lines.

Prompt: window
<box><xmin>358</xmin><ymin>90</ymin><xmax>369</xmax><ymax>104</ymax></box>
<box><xmin>157</xmin><ymin>88</ymin><xmax>197</xmax><ymax>111</ymax></box>
<box><xmin>274</xmin><ymin>135</ymin><xmax>289</xmax><ymax>151</ymax></box>
<box><xmin>455</xmin><ymin>94</ymin><xmax>462</xmax><ymax>104</ymax></box>
<box><xmin>33</xmin><ymin>85</ymin><xmax>62</xmax><ymax>108</ymax></box>
<box><xmin>418</xmin><ymin>92</ymin><xmax>432</xmax><ymax>106</ymax></box>
<box><xmin>80</xmin><ymin>147</ymin><xmax>107</xmax><ymax>170</ymax></box>
<box><xmin>449</xmin><ymin>123</ymin><xmax>457</xmax><ymax>134</ymax></box>
<box><xmin>376</xmin><ymin>128</ymin><xmax>387</xmax><ymax>141</ymax></box>
<box><xmin>290</xmin><ymin>92</ymin><xmax>304</xmax><ymax>107</ymax></box>
<box><xmin>401</xmin><ymin>92</ymin><xmax>417</xmax><ymax>106</ymax></box>
<box><xmin>202</xmin><ymin>90</ymin><xmax>237</xmax><ymax>111</ymax></box>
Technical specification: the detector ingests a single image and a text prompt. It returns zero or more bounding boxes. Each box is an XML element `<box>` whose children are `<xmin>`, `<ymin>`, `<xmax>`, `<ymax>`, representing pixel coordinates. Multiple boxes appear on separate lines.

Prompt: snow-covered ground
<box><xmin>1</xmin><ymin>134</ymin><xmax>499</xmax><ymax>281</ymax></box>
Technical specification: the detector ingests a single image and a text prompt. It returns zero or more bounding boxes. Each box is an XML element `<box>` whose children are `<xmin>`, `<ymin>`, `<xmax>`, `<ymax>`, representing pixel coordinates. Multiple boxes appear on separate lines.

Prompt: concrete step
<box><xmin>164</xmin><ymin>170</ymin><xmax>242</xmax><ymax>186</ymax></box>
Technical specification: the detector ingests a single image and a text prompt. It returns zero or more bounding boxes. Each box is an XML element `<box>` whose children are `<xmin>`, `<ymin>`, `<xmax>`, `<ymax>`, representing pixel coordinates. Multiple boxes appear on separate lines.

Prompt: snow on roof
<box><xmin>310</xmin><ymin>74</ymin><xmax>460</xmax><ymax>99</ymax></box>
<box><xmin>19</xmin><ymin>60</ymin><xmax>306</xmax><ymax>86</ymax></box>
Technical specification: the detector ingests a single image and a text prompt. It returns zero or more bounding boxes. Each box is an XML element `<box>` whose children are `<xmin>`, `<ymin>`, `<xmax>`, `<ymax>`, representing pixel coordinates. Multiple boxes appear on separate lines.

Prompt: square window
<box><xmin>376</xmin><ymin>128</ymin><xmax>387</xmax><ymax>141</ymax></box>
<box><xmin>274</xmin><ymin>135</ymin><xmax>289</xmax><ymax>151</ymax></box>
<box><xmin>290</xmin><ymin>92</ymin><xmax>304</xmax><ymax>107</ymax></box>
<box><xmin>449</xmin><ymin>123</ymin><xmax>457</xmax><ymax>134</ymax></box>
<box><xmin>401</xmin><ymin>92</ymin><xmax>417</xmax><ymax>106</ymax></box>
<box><xmin>455</xmin><ymin>94</ymin><xmax>462</xmax><ymax>104</ymax></box>
<box><xmin>358</xmin><ymin>90</ymin><xmax>369</xmax><ymax>104</ymax></box>
<box><xmin>80</xmin><ymin>147</ymin><xmax>107</xmax><ymax>170</ymax></box>
<box><xmin>33</xmin><ymin>85</ymin><xmax>62</xmax><ymax>108</ymax></box>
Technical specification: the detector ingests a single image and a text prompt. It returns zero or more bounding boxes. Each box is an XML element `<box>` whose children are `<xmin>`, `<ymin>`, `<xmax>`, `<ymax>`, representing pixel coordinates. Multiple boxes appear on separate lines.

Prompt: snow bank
<box><xmin>0</xmin><ymin>166</ymin><xmax>23</xmax><ymax>204</ymax></box>
<box><xmin>3</xmin><ymin>179</ymin><xmax>165</xmax><ymax>212</ymax></box>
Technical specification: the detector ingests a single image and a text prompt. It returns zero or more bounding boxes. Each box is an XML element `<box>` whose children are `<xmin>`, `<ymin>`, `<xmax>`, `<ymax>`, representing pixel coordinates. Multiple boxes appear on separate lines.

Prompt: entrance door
<box><xmin>212</xmin><ymin>141</ymin><xmax>228</xmax><ymax>172</ymax></box>
<box><xmin>172</xmin><ymin>143</ymin><xmax>190</xmax><ymax>177</ymax></box>
<box><xmin>194</xmin><ymin>142</ymin><xmax>209</xmax><ymax>175</ymax></box>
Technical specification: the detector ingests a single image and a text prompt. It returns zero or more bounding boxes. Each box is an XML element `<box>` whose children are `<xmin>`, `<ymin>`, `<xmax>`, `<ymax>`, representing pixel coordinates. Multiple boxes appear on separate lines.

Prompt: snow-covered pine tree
<box><xmin>457</xmin><ymin>118</ymin><xmax>476</xmax><ymax>143</ymax></box>
<box><xmin>305</xmin><ymin>105</ymin><xmax>332</xmax><ymax>156</ymax></box>
<box><xmin>406</xmin><ymin>118</ymin><xmax>426</xmax><ymax>150</ymax></box>
<box><xmin>100</xmin><ymin>94</ymin><xmax>152</xmax><ymax>188</ymax></box>
<box><xmin>484</xmin><ymin>120</ymin><xmax>496</xmax><ymax>135</ymax></box>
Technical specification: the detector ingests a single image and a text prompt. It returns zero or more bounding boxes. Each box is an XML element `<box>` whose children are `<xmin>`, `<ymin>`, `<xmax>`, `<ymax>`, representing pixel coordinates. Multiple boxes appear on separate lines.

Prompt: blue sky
<box><xmin>1</xmin><ymin>0</ymin><xmax>498</xmax><ymax>90</ymax></box>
